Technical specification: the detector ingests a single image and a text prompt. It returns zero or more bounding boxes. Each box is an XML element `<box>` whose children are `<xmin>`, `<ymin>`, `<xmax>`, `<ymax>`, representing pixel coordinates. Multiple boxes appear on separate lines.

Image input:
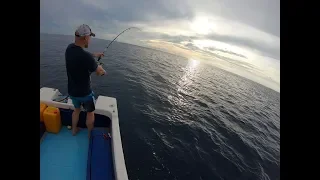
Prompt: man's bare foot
<box><xmin>72</xmin><ymin>127</ymin><xmax>80</xmax><ymax>136</ymax></box>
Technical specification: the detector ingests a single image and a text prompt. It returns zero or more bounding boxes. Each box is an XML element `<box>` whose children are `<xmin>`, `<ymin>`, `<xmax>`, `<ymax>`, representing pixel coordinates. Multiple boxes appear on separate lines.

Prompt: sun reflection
<box><xmin>177</xmin><ymin>59</ymin><xmax>200</xmax><ymax>94</ymax></box>
<box><xmin>190</xmin><ymin>59</ymin><xmax>200</xmax><ymax>68</ymax></box>
<box><xmin>168</xmin><ymin>59</ymin><xmax>201</xmax><ymax>109</ymax></box>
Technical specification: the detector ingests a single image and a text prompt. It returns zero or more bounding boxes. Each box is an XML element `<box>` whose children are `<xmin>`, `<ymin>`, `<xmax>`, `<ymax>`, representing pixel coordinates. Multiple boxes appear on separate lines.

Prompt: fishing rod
<box><xmin>96</xmin><ymin>27</ymin><xmax>142</xmax><ymax>63</ymax></box>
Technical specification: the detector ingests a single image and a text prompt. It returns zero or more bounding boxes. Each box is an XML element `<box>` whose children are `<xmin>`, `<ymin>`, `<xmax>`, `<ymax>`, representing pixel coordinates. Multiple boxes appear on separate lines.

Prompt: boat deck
<box><xmin>40</xmin><ymin>127</ymin><xmax>89</xmax><ymax>180</ymax></box>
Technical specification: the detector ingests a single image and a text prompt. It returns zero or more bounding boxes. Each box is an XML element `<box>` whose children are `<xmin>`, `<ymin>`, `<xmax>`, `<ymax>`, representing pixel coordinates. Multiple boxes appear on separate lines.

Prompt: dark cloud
<box><xmin>41</xmin><ymin>0</ymin><xmax>279</xmax><ymax>36</ymax></box>
<box><xmin>82</xmin><ymin>0</ymin><xmax>193</xmax><ymax>22</ymax></box>
<box><xmin>206</xmin><ymin>47</ymin><xmax>247</xmax><ymax>59</ymax></box>
<box><xmin>102</xmin><ymin>0</ymin><xmax>280</xmax><ymax>38</ymax></box>
<box><xmin>154</xmin><ymin>33</ymin><xmax>278</xmax><ymax>60</ymax></box>
<box><xmin>205</xmin><ymin>34</ymin><xmax>280</xmax><ymax>60</ymax></box>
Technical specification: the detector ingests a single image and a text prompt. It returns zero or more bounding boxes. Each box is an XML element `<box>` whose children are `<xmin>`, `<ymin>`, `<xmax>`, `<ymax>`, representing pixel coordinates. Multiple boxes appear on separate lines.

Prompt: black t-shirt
<box><xmin>65</xmin><ymin>43</ymin><xmax>98</xmax><ymax>97</ymax></box>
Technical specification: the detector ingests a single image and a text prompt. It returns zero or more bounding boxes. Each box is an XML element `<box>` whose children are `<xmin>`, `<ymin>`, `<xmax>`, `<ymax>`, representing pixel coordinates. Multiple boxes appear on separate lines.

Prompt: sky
<box><xmin>40</xmin><ymin>0</ymin><xmax>280</xmax><ymax>92</ymax></box>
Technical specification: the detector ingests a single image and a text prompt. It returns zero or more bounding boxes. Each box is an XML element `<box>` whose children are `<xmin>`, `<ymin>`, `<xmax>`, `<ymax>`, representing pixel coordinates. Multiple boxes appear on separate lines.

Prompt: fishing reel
<box><xmin>96</xmin><ymin>55</ymin><xmax>104</xmax><ymax>66</ymax></box>
<box><xmin>97</xmin><ymin>61</ymin><xmax>104</xmax><ymax>66</ymax></box>
<box><xmin>96</xmin><ymin>58</ymin><xmax>106</xmax><ymax>76</ymax></box>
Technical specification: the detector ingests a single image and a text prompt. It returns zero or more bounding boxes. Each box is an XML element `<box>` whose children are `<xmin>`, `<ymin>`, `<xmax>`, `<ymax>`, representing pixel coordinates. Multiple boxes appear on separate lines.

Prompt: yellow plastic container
<box><xmin>43</xmin><ymin>106</ymin><xmax>61</xmax><ymax>134</ymax></box>
<box><xmin>40</xmin><ymin>103</ymin><xmax>47</xmax><ymax>122</ymax></box>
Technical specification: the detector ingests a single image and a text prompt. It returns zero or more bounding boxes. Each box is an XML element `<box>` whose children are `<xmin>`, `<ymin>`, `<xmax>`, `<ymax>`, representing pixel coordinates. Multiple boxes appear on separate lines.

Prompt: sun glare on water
<box><xmin>169</xmin><ymin>58</ymin><xmax>201</xmax><ymax>107</ymax></box>
<box><xmin>189</xmin><ymin>59</ymin><xmax>200</xmax><ymax>68</ymax></box>
<box><xmin>177</xmin><ymin>59</ymin><xmax>200</xmax><ymax>93</ymax></box>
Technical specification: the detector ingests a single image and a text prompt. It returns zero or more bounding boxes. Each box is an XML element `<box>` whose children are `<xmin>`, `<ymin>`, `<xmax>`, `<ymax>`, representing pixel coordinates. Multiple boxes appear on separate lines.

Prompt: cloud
<box><xmin>78</xmin><ymin>0</ymin><xmax>193</xmax><ymax>24</ymax></box>
<box><xmin>183</xmin><ymin>0</ymin><xmax>280</xmax><ymax>37</ymax></box>
<box><xmin>41</xmin><ymin>0</ymin><xmax>279</xmax><ymax>52</ymax></box>
<box><xmin>121</xmin><ymin>15</ymin><xmax>279</xmax><ymax>61</ymax></box>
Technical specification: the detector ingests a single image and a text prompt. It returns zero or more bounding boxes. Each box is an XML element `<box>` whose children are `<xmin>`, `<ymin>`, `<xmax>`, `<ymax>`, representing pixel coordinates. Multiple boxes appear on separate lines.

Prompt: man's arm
<box><xmin>86</xmin><ymin>53</ymin><xmax>106</xmax><ymax>76</ymax></box>
<box><xmin>95</xmin><ymin>65</ymin><xmax>106</xmax><ymax>76</ymax></box>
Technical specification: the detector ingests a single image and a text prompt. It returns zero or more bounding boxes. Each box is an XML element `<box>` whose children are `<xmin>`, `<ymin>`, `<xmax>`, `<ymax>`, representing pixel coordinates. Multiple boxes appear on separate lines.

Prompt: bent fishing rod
<box><xmin>96</xmin><ymin>27</ymin><xmax>142</xmax><ymax>64</ymax></box>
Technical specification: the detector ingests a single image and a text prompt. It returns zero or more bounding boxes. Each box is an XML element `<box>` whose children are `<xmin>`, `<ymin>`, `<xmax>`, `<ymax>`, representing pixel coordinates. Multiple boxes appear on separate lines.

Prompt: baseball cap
<box><xmin>75</xmin><ymin>24</ymin><xmax>95</xmax><ymax>37</ymax></box>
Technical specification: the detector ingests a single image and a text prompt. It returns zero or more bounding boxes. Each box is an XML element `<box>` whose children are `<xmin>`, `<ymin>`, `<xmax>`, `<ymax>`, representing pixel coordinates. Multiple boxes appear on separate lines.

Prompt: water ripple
<box><xmin>41</xmin><ymin>34</ymin><xmax>280</xmax><ymax>180</ymax></box>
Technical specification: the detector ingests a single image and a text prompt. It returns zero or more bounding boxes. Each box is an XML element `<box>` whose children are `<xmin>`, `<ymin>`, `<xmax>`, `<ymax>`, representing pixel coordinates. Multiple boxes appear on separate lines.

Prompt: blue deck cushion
<box><xmin>87</xmin><ymin>129</ymin><xmax>114</xmax><ymax>180</ymax></box>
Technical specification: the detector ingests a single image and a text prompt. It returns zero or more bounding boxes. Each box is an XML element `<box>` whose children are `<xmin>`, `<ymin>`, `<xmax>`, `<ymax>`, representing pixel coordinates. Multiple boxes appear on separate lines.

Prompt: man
<box><xmin>65</xmin><ymin>24</ymin><xmax>106</xmax><ymax>138</ymax></box>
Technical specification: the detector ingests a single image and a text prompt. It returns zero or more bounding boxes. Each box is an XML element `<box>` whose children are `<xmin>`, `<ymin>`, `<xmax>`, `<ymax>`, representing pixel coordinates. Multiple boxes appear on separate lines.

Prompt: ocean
<box><xmin>40</xmin><ymin>33</ymin><xmax>280</xmax><ymax>180</ymax></box>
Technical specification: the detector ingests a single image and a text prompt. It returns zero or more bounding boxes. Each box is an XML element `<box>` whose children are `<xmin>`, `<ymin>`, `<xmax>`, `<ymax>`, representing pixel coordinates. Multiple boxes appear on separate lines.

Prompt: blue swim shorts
<box><xmin>69</xmin><ymin>92</ymin><xmax>96</xmax><ymax>112</ymax></box>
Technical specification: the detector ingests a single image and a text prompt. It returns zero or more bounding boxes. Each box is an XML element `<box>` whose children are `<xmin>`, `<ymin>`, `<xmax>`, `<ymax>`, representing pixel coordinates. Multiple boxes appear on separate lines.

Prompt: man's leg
<box><xmin>72</xmin><ymin>108</ymin><xmax>81</xmax><ymax>135</ymax></box>
<box><xmin>71</xmin><ymin>97</ymin><xmax>82</xmax><ymax>136</ymax></box>
<box><xmin>83</xmin><ymin>93</ymin><xmax>96</xmax><ymax>138</ymax></box>
<box><xmin>86</xmin><ymin>112</ymin><xmax>95</xmax><ymax>138</ymax></box>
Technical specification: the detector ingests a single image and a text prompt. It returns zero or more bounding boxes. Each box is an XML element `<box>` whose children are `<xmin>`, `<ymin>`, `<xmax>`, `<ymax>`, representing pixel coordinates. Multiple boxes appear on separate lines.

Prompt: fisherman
<box><xmin>65</xmin><ymin>24</ymin><xmax>106</xmax><ymax>138</ymax></box>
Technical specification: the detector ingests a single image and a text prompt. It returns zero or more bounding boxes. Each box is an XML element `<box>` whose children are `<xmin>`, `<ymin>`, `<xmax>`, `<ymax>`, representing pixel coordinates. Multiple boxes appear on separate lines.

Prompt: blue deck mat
<box><xmin>40</xmin><ymin>127</ymin><xmax>89</xmax><ymax>180</ymax></box>
<box><xmin>87</xmin><ymin>129</ymin><xmax>114</xmax><ymax>180</ymax></box>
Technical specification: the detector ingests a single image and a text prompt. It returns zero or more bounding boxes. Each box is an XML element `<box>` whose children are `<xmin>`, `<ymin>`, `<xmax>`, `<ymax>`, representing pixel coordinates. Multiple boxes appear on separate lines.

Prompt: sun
<box><xmin>189</xmin><ymin>16</ymin><xmax>215</xmax><ymax>35</ymax></box>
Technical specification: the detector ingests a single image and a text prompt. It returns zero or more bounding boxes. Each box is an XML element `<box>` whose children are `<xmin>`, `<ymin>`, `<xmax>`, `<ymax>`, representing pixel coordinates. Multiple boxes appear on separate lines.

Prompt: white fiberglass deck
<box><xmin>40</xmin><ymin>127</ymin><xmax>89</xmax><ymax>180</ymax></box>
